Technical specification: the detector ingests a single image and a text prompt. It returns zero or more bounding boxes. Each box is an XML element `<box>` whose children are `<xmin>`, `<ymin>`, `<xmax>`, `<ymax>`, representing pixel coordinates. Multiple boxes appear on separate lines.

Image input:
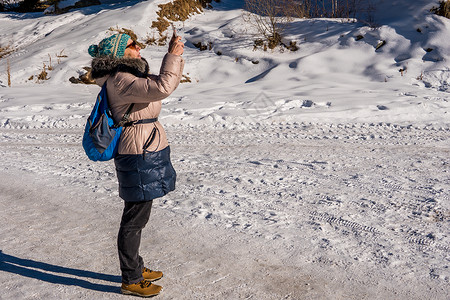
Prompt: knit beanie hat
<box><xmin>88</xmin><ymin>34</ymin><xmax>131</xmax><ymax>58</ymax></box>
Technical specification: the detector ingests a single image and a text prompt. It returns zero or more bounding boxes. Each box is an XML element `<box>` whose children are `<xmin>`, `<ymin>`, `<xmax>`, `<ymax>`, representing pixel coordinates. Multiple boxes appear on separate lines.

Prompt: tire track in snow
<box><xmin>309</xmin><ymin>210</ymin><xmax>450</xmax><ymax>254</ymax></box>
<box><xmin>309</xmin><ymin>211</ymin><xmax>381</xmax><ymax>234</ymax></box>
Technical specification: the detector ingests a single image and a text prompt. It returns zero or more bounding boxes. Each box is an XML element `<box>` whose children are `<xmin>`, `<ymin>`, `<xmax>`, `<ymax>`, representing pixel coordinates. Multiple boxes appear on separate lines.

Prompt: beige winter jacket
<box><xmin>92</xmin><ymin>53</ymin><xmax>184</xmax><ymax>155</ymax></box>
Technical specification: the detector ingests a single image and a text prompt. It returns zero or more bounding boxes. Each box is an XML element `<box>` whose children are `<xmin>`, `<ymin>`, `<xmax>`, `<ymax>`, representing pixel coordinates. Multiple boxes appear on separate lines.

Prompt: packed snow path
<box><xmin>0</xmin><ymin>123</ymin><xmax>448</xmax><ymax>299</ymax></box>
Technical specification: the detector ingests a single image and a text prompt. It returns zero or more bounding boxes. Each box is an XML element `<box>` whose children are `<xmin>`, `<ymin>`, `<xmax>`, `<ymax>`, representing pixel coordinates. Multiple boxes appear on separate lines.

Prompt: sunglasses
<box><xmin>126</xmin><ymin>41</ymin><xmax>138</xmax><ymax>50</ymax></box>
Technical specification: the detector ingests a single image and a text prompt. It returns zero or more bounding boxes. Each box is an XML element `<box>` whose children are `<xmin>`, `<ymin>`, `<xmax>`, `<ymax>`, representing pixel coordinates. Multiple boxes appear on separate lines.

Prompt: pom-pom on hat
<box><xmin>88</xmin><ymin>34</ymin><xmax>131</xmax><ymax>58</ymax></box>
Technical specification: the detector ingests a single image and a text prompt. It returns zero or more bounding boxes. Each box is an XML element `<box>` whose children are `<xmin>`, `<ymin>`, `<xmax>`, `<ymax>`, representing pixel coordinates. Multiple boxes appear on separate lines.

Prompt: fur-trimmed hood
<box><xmin>91</xmin><ymin>56</ymin><xmax>150</xmax><ymax>79</ymax></box>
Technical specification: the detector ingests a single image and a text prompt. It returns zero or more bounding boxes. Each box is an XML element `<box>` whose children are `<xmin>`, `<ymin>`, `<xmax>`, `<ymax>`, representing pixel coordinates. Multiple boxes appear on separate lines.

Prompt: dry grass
<box><xmin>31</xmin><ymin>51</ymin><xmax>68</xmax><ymax>83</ymax></box>
<box><xmin>180</xmin><ymin>73</ymin><xmax>192</xmax><ymax>83</ymax></box>
<box><xmin>145</xmin><ymin>34</ymin><xmax>157</xmax><ymax>46</ymax></box>
<box><xmin>193</xmin><ymin>41</ymin><xmax>212</xmax><ymax>51</ymax></box>
<box><xmin>80</xmin><ymin>67</ymin><xmax>96</xmax><ymax>84</ymax></box>
<box><xmin>2</xmin><ymin>44</ymin><xmax>14</xmax><ymax>87</ymax></box>
<box><xmin>109</xmin><ymin>27</ymin><xmax>146</xmax><ymax>49</ymax></box>
<box><xmin>0</xmin><ymin>44</ymin><xmax>15</xmax><ymax>59</ymax></box>
<box><xmin>151</xmin><ymin>0</ymin><xmax>218</xmax><ymax>43</ymax></box>
<box><xmin>37</xmin><ymin>63</ymin><xmax>48</xmax><ymax>81</ymax></box>
<box><xmin>157</xmin><ymin>35</ymin><xmax>169</xmax><ymax>46</ymax></box>
<box><xmin>56</xmin><ymin>49</ymin><xmax>67</xmax><ymax>64</ymax></box>
<box><xmin>253</xmin><ymin>37</ymin><xmax>298</xmax><ymax>52</ymax></box>
<box><xmin>56</xmin><ymin>49</ymin><xmax>67</xmax><ymax>58</ymax></box>
<box><xmin>416</xmin><ymin>72</ymin><xmax>424</xmax><ymax>81</ymax></box>
<box><xmin>47</xmin><ymin>54</ymin><xmax>54</xmax><ymax>71</ymax></box>
<box><xmin>7</xmin><ymin>58</ymin><xmax>11</xmax><ymax>87</ymax></box>
<box><xmin>69</xmin><ymin>67</ymin><xmax>96</xmax><ymax>85</ymax></box>
<box><xmin>431</xmin><ymin>1</ymin><xmax>450</xmax><ymax>19</ymax></box>
<box><xmin>286</xmin><ymin>40</ymin><xmax>299</xmax><ymax>51</ymax></box>
<box><xmin>152</xmin><ymin>0</ymin><xmax>203</xmax><ymax>35</ymax></box>
<box><xmin>253</xmin><ymin>39</ymin><xmax>265</xmax><ymax>51</ymax></box>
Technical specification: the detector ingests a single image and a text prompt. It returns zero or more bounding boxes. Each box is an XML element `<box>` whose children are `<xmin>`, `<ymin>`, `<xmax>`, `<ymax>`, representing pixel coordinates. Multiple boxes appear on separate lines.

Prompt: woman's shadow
<box><xmin>0</xmin><ymin>250</ymin><xmax>121</xmax><ymax>293</ymax></box>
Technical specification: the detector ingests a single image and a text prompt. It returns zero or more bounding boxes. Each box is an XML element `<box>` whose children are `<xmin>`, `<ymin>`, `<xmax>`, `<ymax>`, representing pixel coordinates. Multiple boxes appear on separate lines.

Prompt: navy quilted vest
<box><xmin>114</xmin><ymin>146</ymin><xmax>176</xmax><ymax>202</ymax></box>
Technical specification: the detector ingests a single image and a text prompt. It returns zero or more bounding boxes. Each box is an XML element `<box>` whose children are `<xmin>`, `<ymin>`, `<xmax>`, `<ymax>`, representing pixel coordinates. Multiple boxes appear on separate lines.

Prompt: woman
<box><xmin>88</xmin><ymin>32</ymin><xmax>184</xmax><ymax>297</ymax></box>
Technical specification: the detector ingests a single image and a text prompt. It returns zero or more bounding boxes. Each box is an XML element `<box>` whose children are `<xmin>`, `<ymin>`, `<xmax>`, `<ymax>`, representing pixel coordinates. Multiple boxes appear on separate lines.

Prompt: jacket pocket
<box><xmin>142</xmin><ymin>125</ymin><xmax>159</xmax><ymax>158</ymax></box>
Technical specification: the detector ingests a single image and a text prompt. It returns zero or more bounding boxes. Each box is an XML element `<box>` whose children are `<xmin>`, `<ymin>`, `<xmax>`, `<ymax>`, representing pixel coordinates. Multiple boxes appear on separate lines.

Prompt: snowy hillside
<box><xmin>0</xmin><ymin>0</ymin><xmax>449</xmax><ymax>299</ymax></box>
<box><xmin>0</xmin><ymin>0</ymin><xmax>449</xmax><ymax>127</ymax></box>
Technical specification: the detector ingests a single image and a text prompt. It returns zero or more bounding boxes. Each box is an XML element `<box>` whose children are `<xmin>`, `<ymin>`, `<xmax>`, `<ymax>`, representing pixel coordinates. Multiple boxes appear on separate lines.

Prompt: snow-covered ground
<box><xmin>0</xmin><ymin>0</ymin><xmax>449</xmax><ymax>299</ymax></box>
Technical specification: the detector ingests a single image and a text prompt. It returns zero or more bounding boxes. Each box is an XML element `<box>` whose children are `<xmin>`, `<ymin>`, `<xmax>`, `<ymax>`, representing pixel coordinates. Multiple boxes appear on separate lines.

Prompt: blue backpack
<box><xmin>82</xmin><ymin>83</ymin><xmax>134</xmax><ymax>161</ymax></box>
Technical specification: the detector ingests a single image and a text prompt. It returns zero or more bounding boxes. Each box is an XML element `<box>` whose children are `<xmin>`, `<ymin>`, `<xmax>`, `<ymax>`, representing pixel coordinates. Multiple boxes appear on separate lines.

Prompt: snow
<box><xmin>0</xmin><ymin>0</ymin><xmax>449</xmax><ymax>299</ymax></box>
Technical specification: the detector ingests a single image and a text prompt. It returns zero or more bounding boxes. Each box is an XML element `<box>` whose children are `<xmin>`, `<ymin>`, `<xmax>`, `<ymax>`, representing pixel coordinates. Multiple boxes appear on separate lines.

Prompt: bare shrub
<box><xmin>38</xmin><ymin>0</ymin><xmax>100</xmax><ymax>14</ymax></box>
<box><xmin>243</xmin><ymin>0</ymin><xmax>293</xmax><ymax>49</ymax></box>
<box><xmin>72</xmin><ymin>0</ymin><xmax>101</xmax><ymax>9</ymax></box>
<box><xmin>18</xmin><ymin>0</ymin><xmax>40</xmax><ymax>12</ymax></box>
<box><xmin>244</xmin><ymin>1</ymin><xmax>377</xmax><ymax>52</ymax></box>
<box><xmin>304</xmin><ymin>0</ymin><xmax>346</xmax><ymax>18</ymax></box>
<box><xmin>1</xmin><ymin>0</ymin><xmax>49</xmax><ymax>12</ymax></box>
<box><xmin>1</xmin><ymin>0</ymin><xmax>45</xmax><ymax>12</ymax></box>
<box><xmin>47</xmin><ymin>0</ymin><xmax>60</xmax><ymax>9</ymax></box>
<box><xmin>285</xmin><ymin>0</ymin><xmax>375</xmax><ymax>19</ymax></box>
<box><xmin>285</xmin><ymin>0</ymin><xmax>310</xmax><ymax>18</ymax></box>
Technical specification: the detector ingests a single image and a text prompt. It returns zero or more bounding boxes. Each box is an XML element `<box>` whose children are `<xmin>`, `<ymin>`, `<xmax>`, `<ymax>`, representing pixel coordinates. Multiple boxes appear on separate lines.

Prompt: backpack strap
<box><xmin>113</xmin><ymin>104</ymin><xmax>134</xmax><ymax>128</ymax></box>
<box><xmin>103</xmin><ymin>81</ymin><xmax>135</xmax><ymax>129</ymax></box>
<box><xmin>123</xmin><ymin>117</ymin><xmax>158</xmax><ymax>127</ymax></box>
<box><xmin>103</xmin><ymin>79</ymin><xmax>158</xmax><ymax>129</ymax></box>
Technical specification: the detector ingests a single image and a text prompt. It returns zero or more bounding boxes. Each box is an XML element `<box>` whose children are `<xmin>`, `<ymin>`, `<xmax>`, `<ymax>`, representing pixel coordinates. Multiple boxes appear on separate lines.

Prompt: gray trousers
<box><xmin>117</xmin><ymin>200</ymin><xmax>153</xmax><ymax>285</ymax></box>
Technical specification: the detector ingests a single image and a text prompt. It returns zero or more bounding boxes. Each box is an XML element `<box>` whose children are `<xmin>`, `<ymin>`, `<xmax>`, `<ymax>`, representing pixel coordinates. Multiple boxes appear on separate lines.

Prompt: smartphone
<box><xmin>171</xmin><ymin>24</ymin><xmax>177</xmax><ymax>40</ymax></box>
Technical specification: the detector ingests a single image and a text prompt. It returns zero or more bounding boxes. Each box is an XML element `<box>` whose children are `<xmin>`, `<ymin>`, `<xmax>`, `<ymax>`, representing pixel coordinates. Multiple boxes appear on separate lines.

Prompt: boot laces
<box><xmin>139</xmin><ymin>279</ymin><xmax>152</xmax><ymax>288</ymax></box>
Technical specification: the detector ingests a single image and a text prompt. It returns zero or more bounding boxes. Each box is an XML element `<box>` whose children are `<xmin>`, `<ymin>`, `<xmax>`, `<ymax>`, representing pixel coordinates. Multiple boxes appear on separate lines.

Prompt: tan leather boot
<box><xmin>121</xmin><ymin>280</ymin><xmax>162</xmax><ymax>297</ymax></box>
<box><xmin>142</xmin><ymin>267</ymin><xmax>163</xmax><ymax>282</ymax></box>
